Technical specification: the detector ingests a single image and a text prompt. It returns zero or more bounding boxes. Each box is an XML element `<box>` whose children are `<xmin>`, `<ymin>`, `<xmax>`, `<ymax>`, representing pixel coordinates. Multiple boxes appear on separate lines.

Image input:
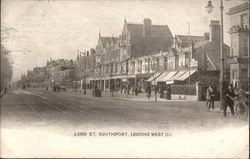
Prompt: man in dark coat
<box><xmin>146</xmin><ymin>85</ymin><xmax>151</xmax><ymax>100</ymax></box>
<box><xmin>224</xmin><ymin>84</ymin><xmax>236</xmax><ymax>117</ymax></box>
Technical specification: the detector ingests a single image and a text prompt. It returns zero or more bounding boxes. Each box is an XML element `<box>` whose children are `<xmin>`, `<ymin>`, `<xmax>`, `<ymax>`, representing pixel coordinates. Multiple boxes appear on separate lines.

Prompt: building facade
<box><xmin>227</xmin><ymin>2</ymin><xmax>249</xmax><ymax>89</ymax></box>
<box><xmin>81</xmin><ymin>18</ymin><xmax>230</xmax><ymax>95</ymax></box>
<box><xmin>45</xmin><ymin>59</ymin><xmax>77</xmax><ymax>87</ymax></box>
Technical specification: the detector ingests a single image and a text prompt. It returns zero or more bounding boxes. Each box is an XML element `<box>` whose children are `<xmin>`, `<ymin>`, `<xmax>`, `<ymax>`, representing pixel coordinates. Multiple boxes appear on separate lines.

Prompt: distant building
<box><xmin>26</xmin><ymin>67</ymin><xmax>46</xmax><ymax>87</ymax></box>
<box><xmin>227</xmin><ymin>2</ymin><xmax>249</xmax><ymax>88</ymax></box>
<box><xmin>45</xmin><ymin>59</ymin><xmax>76</xmax><ymax>86</ymax></box>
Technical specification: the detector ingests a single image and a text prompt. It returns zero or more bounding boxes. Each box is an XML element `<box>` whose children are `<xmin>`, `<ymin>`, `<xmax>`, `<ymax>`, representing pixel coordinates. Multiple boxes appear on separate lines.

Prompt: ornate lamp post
<box><xmin>205</xmin><ymin>0</ymin><xmax>224</xmax><ymax>110</ymax></box>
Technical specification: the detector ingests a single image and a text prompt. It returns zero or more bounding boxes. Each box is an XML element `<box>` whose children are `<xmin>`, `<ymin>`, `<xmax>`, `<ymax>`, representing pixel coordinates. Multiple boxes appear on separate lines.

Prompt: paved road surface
<box><xmin>0</xmin><ymin>88</ymin><xmax>248</xmax><ymax>158</ymax></box>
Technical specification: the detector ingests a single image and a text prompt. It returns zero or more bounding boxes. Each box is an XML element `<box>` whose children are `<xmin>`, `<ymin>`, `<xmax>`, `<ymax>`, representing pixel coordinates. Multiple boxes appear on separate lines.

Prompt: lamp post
<box><xmin>205</xmin><ymin>0</ymin><xmax>224</xmax><ymax>110</ymax></box>
<box><xmin>83</xmin><ymin>59</ymin><xmax>87</xmax><ymax>95</ymax></box>
<box><xmin>126</xmin><ymin>57</ymin><xmax>130</xmax><ymax>98</ymax></box>
<box><xmin>109</xmin><ymin>72</ymin><xmax>113</xmax><ymax>97</ymax></box>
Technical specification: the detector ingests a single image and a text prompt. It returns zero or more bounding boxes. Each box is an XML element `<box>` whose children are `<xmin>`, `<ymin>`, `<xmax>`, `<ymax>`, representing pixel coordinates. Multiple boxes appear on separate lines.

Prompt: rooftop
<box><xmin>227</xmin><ymin>2</ymin><xmax>249</xmax><ymax>15</ymax></box>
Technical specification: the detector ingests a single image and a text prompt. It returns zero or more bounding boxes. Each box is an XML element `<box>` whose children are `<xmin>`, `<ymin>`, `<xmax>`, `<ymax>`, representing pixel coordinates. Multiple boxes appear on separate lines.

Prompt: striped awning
<box><xmin>158</xmin><ymin>71</ymin><xmax>177</xmax><ymax>82</ymax></box>
<box><xmin>154</xmin><ymin>72</ymin><xmax>169</xmax><ymax>82</ymax></box>
<box><xmin>168</xmin><ymin>71</ymin><xmax>186</xmax><ymax>81</ymax></box>
<box><xmin>146</xmin><ymin>72</ymin><xmax>162</xmax><ymax>82</ymax></box>
<box><xmin>165</xmin><ymin>70</ymin><xmax>197</xmax><ymax>84</ymax></box>
<box><xmin>176</xmin><ymin>70</ymin><xmax>196</xmax><ymax>81</ymax></box>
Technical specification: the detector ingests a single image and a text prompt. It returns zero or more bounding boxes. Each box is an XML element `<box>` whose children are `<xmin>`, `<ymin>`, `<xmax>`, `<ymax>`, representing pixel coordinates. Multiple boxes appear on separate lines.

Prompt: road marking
<box><xmin>55</xmin><ymin>102</ymin><xmax>78</xmax><ymax>111</ymax></box>
<box><xmin>28</xmin><ymin>90</ymin><xmax>48</xmax><ymax>100</ymax></box>
<box><xmin>18</xmin><ymin>95</ymin><xmax>46</xmax><ymax>123</ymax></box>
<box><xmin>38</xmin><ymin>99</ymin><xmax>81</xmax><ymax>121</ymax></box>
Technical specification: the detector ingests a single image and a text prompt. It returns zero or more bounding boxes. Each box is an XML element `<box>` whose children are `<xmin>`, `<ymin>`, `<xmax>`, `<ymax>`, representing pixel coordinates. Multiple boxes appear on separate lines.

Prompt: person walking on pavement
<box><xmin>166</xmin><ymin>85</ymin><xmax>171</xmax><ymax>100</ymax></box>
<box><xmin>159</xmin><ymin>86</ymin><xmax>164</xmax><ymax>98</ymax></box>
<box><xmin>224</xmin><ymin>84</ymin><xmax>236</xmax><ymax>117</ymax></box>
<box><xmin>206</xmin><ymin>85</ymin><xmax>215</xmax><ymax>110</ymax></box>
<box><xmin>154</xmin><ymin>85</ymin><xmax>159</xmax><ymax>101</ymax></box>
<box><xmin>146</xmin><ymin>84</ymin><xmax>151</xmax><ymax>100</ymax></box>
<box><xmin>206</xmin><ymin>86</ymin><xmax>211</xmax><ymax>107</ymax></box>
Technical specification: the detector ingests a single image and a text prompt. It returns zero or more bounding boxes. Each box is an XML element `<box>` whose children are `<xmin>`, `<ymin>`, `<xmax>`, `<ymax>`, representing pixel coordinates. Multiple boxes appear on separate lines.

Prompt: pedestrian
<box><xmin>154</xmin><ymin>85</ymin><xmax>159</xmax><ymax>99</ymax></box>
<box><xmin>159</xmin><ymin>86</ymin><xmax>164</xmax><ymax>98</ymax></box>
<box><xmin>207</xmin><ymin>85</ymin><xmax>215</xmax><ymax>110</ymax></box>
<box><xmin>206</xmin><ymin>87</ymin><xmax>211</xmax><ymax>107</ymax></box>
<box><xmin>146</xmin><ymin>84</ymin><xmax>151</xmax><ymax>100</ymax></box>
<box><xmin>224</xmin><ymin>84</ymin><xmax>236</xmax><ymax>117</ymax></box>
<box><xmin>166</xmin><ymin>85</ymin><xmax>171</xmax><ymax>100</ymax></box>
<box><xmin>134</xmin><ymin>86</ymin><xmax>138</xmax><ymax>96</ymax></box>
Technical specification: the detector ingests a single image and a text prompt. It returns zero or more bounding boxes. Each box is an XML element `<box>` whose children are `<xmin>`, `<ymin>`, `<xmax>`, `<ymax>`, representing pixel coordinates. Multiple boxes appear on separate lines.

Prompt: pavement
<box><xmin>0</xmin><ymin>88</ymin><xmax>248</xmax><ymax>158</ymax></box>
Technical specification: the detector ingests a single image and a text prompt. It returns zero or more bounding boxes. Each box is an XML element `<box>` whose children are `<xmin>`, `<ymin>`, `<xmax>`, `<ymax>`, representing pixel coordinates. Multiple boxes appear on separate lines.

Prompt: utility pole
<box><xmin>205</xmin><ymin>0</ymin><xmax>224</xmax><ymax>110</ymax></box>
<box><xmin>219</xmin><ymin>0</ymin><xmax>225</xmax><ymax>110</ymax></box>
<box><xmin>0</xmin><ymin>47</ymin><xmax>1</xmax><ymax>94</ymax></box>
<box><xmin>126</xmin><ymin>58</ymin><xmax>129</xmax><ymax>98</ymax></box>
<box><xmin>188</xmin><ymin>21</ymin><xmax>191</xmax><ymax>85</ymax></box>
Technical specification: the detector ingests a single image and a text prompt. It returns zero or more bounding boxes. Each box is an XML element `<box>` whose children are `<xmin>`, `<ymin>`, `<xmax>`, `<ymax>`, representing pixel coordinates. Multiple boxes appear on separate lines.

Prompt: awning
<box><xmin>158</xmin><ymin>71</ymin><xmax>178</xmax><ymax>82</ymax></box>
<box><xmin>165</xmin><ymin>70</ymin><xmax>197</xmax><ymax>84</ymax></box>
<box><xmin>168</xmin><ymin>71</ymin><xmax>186</xmax><ymax>81</ymax></box>
<box><xmin>175</xmin><ymin>70</ymin><xmax>196</xmax><ymax>81</ymax></box>
<box><xmin>146</xmin><ymin>72</ymin><xmax>162</xmax><ymax>82</ymax></box>
<box><xmin>155</xmin><ymin>72</ymin><xmax>170</xmax><ymax>82</ymax></box>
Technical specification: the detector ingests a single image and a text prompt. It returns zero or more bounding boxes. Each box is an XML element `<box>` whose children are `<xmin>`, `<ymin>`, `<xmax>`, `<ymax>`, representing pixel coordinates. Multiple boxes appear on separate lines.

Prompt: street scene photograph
<box><xmin>0</xmin><ymin>0</ymin><xmax>249</xmax><ymax>158</ymax></box>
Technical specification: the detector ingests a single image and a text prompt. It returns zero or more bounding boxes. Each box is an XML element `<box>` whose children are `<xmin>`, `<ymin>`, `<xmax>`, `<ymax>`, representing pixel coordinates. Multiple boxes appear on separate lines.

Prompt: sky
<box><xmin>1</xmin><ymin>0</ymin><xmax>245</xmax><ymax>81</ymax></box>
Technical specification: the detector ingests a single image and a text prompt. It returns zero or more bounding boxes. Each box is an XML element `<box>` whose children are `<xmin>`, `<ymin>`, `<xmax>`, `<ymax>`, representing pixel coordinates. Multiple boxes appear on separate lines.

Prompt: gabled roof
<box><xmin>126</xmin><ymin>23</ymin><xmax>173</xmax><ymax>41</ymax></box>
<box><xmin>175</xmin><ymin>35</ymin><xmax>206</xmax><ymax>48</ymax></box>
<box><xmin>151</xmin><ymin>25</ymin><xmax>173</xmax><ymax>38</ymax></box>
<box><xmin>182</xmin><ymin>40</ymin><xmax>210</xmax><ymax>52</ymax></box>
<box><xmin>100</xmin><ymin>36</ymin><xmax>119</xmax><ymax>46</ymax></box>
<box><xmin>124</xmin><ymin>20</ymin><xmax>173</xmax><ymax>57</ymax></box>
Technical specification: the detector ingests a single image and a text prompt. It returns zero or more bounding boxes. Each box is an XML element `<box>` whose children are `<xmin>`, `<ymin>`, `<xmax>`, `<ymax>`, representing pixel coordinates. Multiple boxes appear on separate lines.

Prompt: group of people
<box><xmin>159</xmin><ymin>85</ymin><xmax>171</xmax><ymax>100</ymax></box>
<box><xmin>206</xmin><ymin>84</ymin><xmax>249</xmax><ymax>117</ymax></box>
<box><xmin>145</xmin><ymin>84</ymin><xmax>171</xmax><ymax>100</ymax></box>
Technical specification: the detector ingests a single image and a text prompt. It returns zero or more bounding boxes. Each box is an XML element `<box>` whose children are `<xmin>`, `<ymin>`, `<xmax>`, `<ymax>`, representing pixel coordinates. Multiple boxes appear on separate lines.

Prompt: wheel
<box><xmin>235</xmin><ymin>102</ymin><xmax>248</xmax><ymax>120</ymax></box>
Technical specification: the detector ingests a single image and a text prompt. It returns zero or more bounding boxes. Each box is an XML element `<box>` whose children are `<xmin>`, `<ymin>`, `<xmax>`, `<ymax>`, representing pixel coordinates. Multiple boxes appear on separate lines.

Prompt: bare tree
<box><xmin>1</xmin><ymin>44</ymin><xmax>13</xmax><ymax>93</ymax></box>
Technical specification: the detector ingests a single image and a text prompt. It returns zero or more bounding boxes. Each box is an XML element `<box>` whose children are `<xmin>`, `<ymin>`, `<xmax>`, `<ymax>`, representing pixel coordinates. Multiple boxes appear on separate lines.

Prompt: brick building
<box><xmin>76</xmin><ymin>18</ymin><xmax>230</xmax><ymax>100</ymax></box>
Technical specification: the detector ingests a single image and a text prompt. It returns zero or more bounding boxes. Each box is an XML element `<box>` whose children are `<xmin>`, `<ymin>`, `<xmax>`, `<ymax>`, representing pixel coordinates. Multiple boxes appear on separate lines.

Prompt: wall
<box><xmin>229</xmin><ymin>8</ymin><xmax>249</xmax><ymax>29</ymax></box>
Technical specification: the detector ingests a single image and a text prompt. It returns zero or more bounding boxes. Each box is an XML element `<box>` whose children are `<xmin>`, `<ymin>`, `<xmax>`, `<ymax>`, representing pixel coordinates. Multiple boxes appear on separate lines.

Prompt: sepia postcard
<box><xmin>0</xmin><ymin>0</ymin><xmax>249</xmax><ymax>158</ymax></box>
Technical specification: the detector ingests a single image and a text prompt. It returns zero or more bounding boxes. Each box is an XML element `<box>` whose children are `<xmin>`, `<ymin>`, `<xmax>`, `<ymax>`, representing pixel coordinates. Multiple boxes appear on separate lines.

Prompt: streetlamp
<box><xmin>126</xmin><ymin>57</ymin><xmax>130</xmax><ymax>98</ymax></box>
<box><xmin>109</xmin><ymin>72</ymin><xmax>113</xmax><ymax>97</ymax></box>
<box><xmin>205</xmin><ymin>0</ymin><xmax>224</xmax><ymax>110</ymax></box>
<box><xmin>83</xmin><ymin>61</ymin><xmax>87</xmax><ymax>95</ymax></box>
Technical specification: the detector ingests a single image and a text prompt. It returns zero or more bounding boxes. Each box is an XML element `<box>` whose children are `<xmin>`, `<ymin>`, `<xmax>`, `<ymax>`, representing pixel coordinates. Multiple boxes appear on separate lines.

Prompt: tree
<box><xmin>1</xmin><ymin>26</ymin><xmax>14</xmax><ymax>93</ymax></box>
<box><xmin>1</xmin><ymin>44</ymin><xmax>13</xmax><ymax>92</ymax></box>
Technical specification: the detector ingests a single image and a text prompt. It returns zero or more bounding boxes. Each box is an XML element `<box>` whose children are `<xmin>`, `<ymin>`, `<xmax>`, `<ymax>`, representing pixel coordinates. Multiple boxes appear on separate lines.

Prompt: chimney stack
<box><xmin>209</xmin><ymin>20</ymin><xmax>220</xmax><ymax>43</ymax></box>
<box><xmin>143</xmin><ymin>18</ymin><xmax>152</xmax><ymax>39</ymax></box>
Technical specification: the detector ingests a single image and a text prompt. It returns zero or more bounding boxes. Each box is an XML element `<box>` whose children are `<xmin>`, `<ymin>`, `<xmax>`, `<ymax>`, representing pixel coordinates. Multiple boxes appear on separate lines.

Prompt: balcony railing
<box><xmin>229</xmin><ymin>25</ymin><xmax>249</xmax><ymax>33</ymax></box>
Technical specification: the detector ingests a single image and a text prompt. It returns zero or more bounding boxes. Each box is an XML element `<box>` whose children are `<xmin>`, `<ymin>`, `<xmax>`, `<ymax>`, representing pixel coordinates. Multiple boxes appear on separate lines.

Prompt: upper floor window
<box><xmin>240</xmin><ymin>14</ymin><xmax>247</xmax><ymax>28</ymax></box>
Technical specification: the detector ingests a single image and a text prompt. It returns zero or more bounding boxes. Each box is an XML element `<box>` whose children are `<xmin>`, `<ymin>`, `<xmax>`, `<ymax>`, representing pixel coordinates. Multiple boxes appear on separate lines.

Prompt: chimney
<box><xmin>209</xmin><ymin>20</ymin><xmax>220</xmax><ymax>43</ymax></box>
<box><xmin>143</xmin><ymin>18</ymin><xmax>152</xmax><ymax>39</ymax></box>
<box><xmin>204</xmin><ymin>32</ymin><xmax>209</xmax><ymax>40</ymax></box>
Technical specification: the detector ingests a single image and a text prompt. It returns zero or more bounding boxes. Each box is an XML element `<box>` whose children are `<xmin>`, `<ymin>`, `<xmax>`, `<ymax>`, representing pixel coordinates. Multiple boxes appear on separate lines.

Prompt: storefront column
<box><xmin>114</xmin><ymin>78</ymin><xmax>117</xmax><ymax>90</ymax></box>
<box><xmin>104</xmin><ymin>80</ymin><xmax>106</xmax><ymax>92</ymax></box>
